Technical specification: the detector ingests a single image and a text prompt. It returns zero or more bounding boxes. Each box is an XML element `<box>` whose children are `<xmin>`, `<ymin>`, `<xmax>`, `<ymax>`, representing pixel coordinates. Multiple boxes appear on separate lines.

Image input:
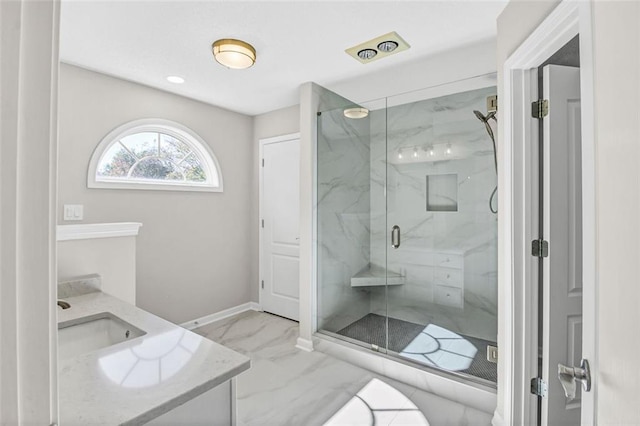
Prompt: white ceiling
<box><xmin>60</xmin><ymin>1</ymin><xmax>508</xmax><ymax>116</ymax></box>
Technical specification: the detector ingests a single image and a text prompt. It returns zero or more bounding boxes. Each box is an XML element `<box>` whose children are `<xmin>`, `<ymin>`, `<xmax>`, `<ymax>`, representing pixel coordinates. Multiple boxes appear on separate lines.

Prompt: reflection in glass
<box><xmin>99</xmin><ymin>329</ymin><xmax>202</xmax><ymax>388</ymax></box>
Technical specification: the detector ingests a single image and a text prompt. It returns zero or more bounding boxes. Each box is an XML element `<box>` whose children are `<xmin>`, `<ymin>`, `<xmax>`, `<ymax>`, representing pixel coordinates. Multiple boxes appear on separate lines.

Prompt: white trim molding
<box><xmin>259</xmin><ymin>132</ymin><xmax>300</xmax><ymax>146</ymax></box>
<box><xmin>498</xmin><ymin>1</ymin><xmax>596</xmax><ymax>424</ymax></box>
<box><xmin>0</xmin><ymin>1</ymin><xmax>61</xmax><ymax>422</ymax></box>
<box><xmin>180</xmin><ymin>302</ymin><xmax>262</xmax><ymax>331</ymax></box>
<box><xmin>57</xmin><ymin>222</ymin><xmax>143</xmax><ymax>242</ymax></box>
<box><xmin>295</xmin><ymin>337</ymin><xmax>314</xmax><ymax>352</ymax></box>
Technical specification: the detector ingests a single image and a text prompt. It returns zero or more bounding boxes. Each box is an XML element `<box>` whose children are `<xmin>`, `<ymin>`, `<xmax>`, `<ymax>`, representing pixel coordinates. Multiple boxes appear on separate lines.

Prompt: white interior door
<box><xmin>541</xmin><ymin>64</ymin><xmax>583</xmax><ymax>425</ymax></box>
<box><xmin>260</xmin><ymin>135</ymin><xmax>300</xmax><ymax>320</ymax></box>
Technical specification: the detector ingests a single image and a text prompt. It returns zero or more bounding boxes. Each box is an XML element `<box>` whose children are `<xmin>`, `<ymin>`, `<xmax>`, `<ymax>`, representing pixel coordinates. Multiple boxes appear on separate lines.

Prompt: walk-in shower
<box><xmin>316</xmin><ymin>78</ymin><xmax>498</xmax><ymax>386</ymax></box>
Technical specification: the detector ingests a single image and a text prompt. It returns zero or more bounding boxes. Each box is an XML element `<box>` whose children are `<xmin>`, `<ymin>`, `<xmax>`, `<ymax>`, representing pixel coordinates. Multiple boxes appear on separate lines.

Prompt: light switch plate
<box><xmin>63</xmin><ymin>204</ymin><xmax>83</xmax><ymax>221</ymax></box>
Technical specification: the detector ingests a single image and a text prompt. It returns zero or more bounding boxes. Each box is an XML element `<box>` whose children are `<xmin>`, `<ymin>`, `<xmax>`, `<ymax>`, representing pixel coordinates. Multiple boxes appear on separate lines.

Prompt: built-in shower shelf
<box><xmin>350</xmin><ymin>264</ymin><xmax>405</xmax><ymax>287</ymax></box>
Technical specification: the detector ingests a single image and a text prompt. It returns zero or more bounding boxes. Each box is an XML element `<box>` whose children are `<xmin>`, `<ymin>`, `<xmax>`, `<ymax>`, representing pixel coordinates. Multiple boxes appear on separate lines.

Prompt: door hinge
<box><xmin>532</xmin><ymin>239</ymin><xmax>549</xmax><ymax>258</ymax></box>
<box><xmin>531</xmin><ymin>377</ymin><xmax>548</xmax><ymax>397</ymax></box>
<box><xmin>532</xmin><ymin>99</ymin><xmax>549</xmax><ymax>119</ymax></box>
<box><xmin>262</xmin><ymin>158</ymin><xmax>264</xmax><ymax>167</ymax></box>
<box><xmin>261</xmin><ymin>219</ymin><xmax>264</xmax><ymax>228</ymax></box>
<box><xmin>261</xmin><ymin>280</ymin><xmax>264</xmax><ymax>289</ymax></box>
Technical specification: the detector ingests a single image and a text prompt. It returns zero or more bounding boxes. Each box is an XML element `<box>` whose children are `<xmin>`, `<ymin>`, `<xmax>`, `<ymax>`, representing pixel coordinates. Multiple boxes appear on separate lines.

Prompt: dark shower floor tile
<box><xmin>337</xmin><ymin>313</ymin><xmax>497</xmax><ymax>383</ymax></box>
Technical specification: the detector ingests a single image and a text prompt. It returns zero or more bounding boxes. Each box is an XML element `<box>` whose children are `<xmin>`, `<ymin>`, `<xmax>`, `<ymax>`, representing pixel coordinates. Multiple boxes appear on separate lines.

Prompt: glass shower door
<box><xmin>316</xmin><ymin>98</ymin><xmax>389</xmax><ymax>352</ymax></box>
<box><xmin>384</xmin><ymin>85</ymin><xmax>499</xmax><ymax>384</ymax></box>
<box><xmin>315</xmin><ymin>79</ymin><xmax>498</xmax><ymax>386</ymax></box>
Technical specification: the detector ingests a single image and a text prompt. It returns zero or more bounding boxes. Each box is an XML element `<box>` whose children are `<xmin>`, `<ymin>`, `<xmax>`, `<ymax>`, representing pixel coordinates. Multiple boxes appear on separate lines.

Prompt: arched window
<box><xmin>88</xmin><ymin>119</ymin><xmax>223</xmax><ymax>192</ymax></box>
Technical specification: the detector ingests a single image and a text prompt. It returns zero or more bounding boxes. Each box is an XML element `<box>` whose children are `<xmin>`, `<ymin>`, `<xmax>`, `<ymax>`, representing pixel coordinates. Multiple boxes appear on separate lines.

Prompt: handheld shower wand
<box><xmin>473</xmin><ymin>110</ymin><xmax>498</xmax><ymax>214</ymax></box>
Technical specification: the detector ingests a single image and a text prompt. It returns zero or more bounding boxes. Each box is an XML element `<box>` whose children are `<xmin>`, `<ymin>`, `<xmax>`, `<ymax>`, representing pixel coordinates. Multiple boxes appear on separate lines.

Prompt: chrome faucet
<box><xmin>57</xmin><ymin>300</ymin><xmax>71</xmax><ymax>309</ymax></box>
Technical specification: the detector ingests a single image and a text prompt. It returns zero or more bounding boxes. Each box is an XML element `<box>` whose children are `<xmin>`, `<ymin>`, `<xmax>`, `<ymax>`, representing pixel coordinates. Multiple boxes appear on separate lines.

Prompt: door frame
<box><xmin>499</xmin><ymin>1</ymin><xmax>596</xmax><ymax>425</ymax></box>
<box><xmin>258</xmin><ymin>132</ymin><xmax>301</xmax><ymax>312</ymax></box>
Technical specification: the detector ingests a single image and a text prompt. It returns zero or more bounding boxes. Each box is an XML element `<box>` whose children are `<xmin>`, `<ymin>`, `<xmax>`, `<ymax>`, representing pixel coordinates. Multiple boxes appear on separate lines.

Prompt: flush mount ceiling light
<box><xmin>346</xmin><ymin>31</ymin><xmax>410</xmax><ymax>64</ymax></box>
<box><xmin>166</xmin><ymin>75</ymin><xmax>185</xmax><ymax>84</ymax></box>
<box><xmin>212</xmin><ymin>38</ymin><xmax>256</xmax><ymax>69</ymax></box>
<box><xmin>343</xmin><ymin>107</ymin><xmax>369</xmax><ymax>119</ymax></box>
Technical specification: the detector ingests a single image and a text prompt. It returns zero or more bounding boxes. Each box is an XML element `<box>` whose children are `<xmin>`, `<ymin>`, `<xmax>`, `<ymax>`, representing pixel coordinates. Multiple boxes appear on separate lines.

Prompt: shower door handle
<box><xmin>391</xmin><ymin>225</ymin><xmax>401</xmax><ymax>249</ymax></box>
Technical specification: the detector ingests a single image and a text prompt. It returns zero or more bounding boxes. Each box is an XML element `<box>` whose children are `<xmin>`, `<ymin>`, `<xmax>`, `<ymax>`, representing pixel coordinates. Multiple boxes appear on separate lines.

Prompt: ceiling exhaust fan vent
<box><xmin>345</xmin><ymin>31</ymin><xmax>410</xmax><ymax>64</ymax></box>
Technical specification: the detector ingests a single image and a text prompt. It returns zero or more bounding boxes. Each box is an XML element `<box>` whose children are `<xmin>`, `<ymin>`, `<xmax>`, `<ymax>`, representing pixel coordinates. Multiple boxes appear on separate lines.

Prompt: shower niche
<box><xmin>316</xmin><ymin>77</ymin><xmax>498</xmax><ymax>386</ymax></box>
<box><xmin>426</xmin><ymin>173</ymin><xmax>458</xmax><ymax>212</ymax></box>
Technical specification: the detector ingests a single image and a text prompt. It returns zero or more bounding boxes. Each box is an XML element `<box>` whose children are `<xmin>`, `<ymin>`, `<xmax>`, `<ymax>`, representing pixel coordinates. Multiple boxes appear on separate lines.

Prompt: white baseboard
<box><xmin>181</xmin><ymin>302</ymin><xmax>262</xmax><ymax>330</ymax></box>
<box><xmin>295</xmin><ymin>337</ymin><xmax>314</xmax><ymax>352</ymax></box>
<box><xmin>491</xmin><ymin>411</ymin><xmax>504</xmax><ymax>426</ymax></box>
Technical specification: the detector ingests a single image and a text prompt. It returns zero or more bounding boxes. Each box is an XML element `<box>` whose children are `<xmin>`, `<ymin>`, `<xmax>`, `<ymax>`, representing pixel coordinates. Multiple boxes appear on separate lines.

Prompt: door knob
<box><xmin>557</xmin><ymin>358</ymin><xmax>591</xmax><ymax>401</ymax></box>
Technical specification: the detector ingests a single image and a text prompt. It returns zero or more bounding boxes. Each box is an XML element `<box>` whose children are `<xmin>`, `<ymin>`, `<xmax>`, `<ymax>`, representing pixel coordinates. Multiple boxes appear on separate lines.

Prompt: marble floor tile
<box><xmin>193</xmin><ymin>311</ymin><xmax>493</xmax><ymax>426</ymax></box>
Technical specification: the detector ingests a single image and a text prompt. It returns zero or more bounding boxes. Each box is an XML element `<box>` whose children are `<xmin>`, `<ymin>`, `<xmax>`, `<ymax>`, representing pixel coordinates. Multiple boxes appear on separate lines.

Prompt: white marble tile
<box><xmin>408</xmin><ymin>387</ymin><xmax>494</xmax><ymax>426</ymax></box>
<box><xmin>195</xmin><ymin>311</ymin><xmax>494</xmax><ymax>426</ymax></box>
<box><xmin>317</xmin><ymin>106</ymin><xmax>373</xmax><ymax>331</ymax></box>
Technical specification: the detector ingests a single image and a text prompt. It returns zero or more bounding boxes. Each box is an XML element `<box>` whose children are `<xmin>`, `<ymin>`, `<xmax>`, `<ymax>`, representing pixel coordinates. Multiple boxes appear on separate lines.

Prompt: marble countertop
<box><xmin>57</xmin><ymin>291</ymin><xmax>250</xmax><ymax>425</ymax></box>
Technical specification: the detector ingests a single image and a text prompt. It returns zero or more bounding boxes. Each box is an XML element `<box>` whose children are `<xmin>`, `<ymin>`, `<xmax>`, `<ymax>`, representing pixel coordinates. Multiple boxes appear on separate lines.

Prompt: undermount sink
<box><xmin>58</xmin><ymin>312</ymin><xmax>146</xmax><ymax>360</ymax></box>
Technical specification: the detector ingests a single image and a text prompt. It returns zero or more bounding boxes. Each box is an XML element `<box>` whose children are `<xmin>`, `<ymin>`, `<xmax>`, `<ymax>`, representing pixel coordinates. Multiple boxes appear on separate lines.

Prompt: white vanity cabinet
<box><xmin>147</xmin><ymin>379</ymin><xmax>236</xmax><ymax>425</ymax></box>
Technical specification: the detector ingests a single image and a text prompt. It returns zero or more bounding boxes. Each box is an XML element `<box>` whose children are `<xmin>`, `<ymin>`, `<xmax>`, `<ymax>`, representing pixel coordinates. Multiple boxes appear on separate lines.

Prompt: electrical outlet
<box><xmin>63</xmin><ymin>204</ymin><xmax>84</xmax><ymax>221</ymax></box>
<box><xmin>487</xmin><ymin>345</ymin><xmax>498</xmax><ymax>363</ymax></box>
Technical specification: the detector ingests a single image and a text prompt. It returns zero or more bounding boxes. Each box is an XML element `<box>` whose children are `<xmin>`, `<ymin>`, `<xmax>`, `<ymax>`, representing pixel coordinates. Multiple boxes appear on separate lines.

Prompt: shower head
<box><xmin>473</xmin><ymin>110</ymin><xmax>497</xmax><ymax>123</ymax></box>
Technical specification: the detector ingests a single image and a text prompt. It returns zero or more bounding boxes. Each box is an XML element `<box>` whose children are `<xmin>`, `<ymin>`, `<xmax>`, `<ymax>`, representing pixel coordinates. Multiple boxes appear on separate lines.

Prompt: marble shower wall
<box><xmin>317</xmin><ymin>107</ymin><xmax>375</xmax><ymax>332</ymax></box>
<box><xmin>370</xmin><ymin>86</ymin><xmax>499</xmax><ymax>342</ymax></box>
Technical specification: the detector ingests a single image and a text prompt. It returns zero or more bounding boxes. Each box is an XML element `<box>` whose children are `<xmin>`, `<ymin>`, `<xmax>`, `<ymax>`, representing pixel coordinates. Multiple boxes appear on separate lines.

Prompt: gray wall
<box><xmin>251</xmin><ymin>105</ymin><xmax>300</xmax><ymax>302</ymax></box>
<box><xmin>58</xmin><ymin>64</ymin><xmax>254</xmax><ymax>324</ymax></box>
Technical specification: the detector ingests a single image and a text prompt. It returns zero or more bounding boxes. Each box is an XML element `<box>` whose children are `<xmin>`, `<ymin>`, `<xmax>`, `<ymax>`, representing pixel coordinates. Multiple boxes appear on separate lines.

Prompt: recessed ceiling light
<box><xmin>377</xmin><ymin>40</ymin><xmax>398</xmax><ymax>52</ymax></box>
<box><xmin>166</xmin><ymin>76</ymin><xmax>185</xmax><ymax>84</ymax></box>
<box><xmin>212</xmin><ymin>39</ymin><xmax>256</xmax><ymax>69</ymax></box>
<box><xmin>343</xmin><ymin>107</ymin><xmax>369</xmax><ymax>119</ymax></box>
<box><xmin>357</xmin><ymin>49</ymin><xmax>377</xmax><ymax>61</ymax></box>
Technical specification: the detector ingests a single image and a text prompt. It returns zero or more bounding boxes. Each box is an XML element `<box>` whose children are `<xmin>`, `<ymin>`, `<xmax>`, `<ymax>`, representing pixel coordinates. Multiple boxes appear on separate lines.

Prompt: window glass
<box><xmin>90</xmin><ymin>120</ymin><xmax>223</xmax><ymax>192</ymax></box>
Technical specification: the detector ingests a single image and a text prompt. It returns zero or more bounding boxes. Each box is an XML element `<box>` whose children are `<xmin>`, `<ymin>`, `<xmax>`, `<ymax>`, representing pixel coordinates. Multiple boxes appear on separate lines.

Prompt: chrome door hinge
<box><xmin>261</xmin><ymin>280</ymin><xmax>264</xmax><ymax>289</ymax></box>
<box><xmin>261</xmin><ymin>219</ymin><xmax>264</xmax><ymax>228</ymax></box>
<box><xmin>532</xmin><ymin>239</ymin><xmax>549</xmax><ymax>258</ymax></box>
<box><xmin>532</xmin><ymin>99</ymin><xmax>549</xmax><ymax>119</ymax></box>
<box><xmin>262</xmin><ymin>158</ymin><xmax>264</xmax><ymax>167</ymax></box>
<box><xmin>531</xmin><ymin>377</ymin><xmax>548</xmax><ymax>397</ymax></box>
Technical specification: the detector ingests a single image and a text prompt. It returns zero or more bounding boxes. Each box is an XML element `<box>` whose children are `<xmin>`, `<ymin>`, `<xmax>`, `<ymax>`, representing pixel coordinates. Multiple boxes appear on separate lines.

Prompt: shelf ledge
<box><xmin>57</xmin><ymin>222</ymin><xmax>142</xmax><ymax>242</ymax></box>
